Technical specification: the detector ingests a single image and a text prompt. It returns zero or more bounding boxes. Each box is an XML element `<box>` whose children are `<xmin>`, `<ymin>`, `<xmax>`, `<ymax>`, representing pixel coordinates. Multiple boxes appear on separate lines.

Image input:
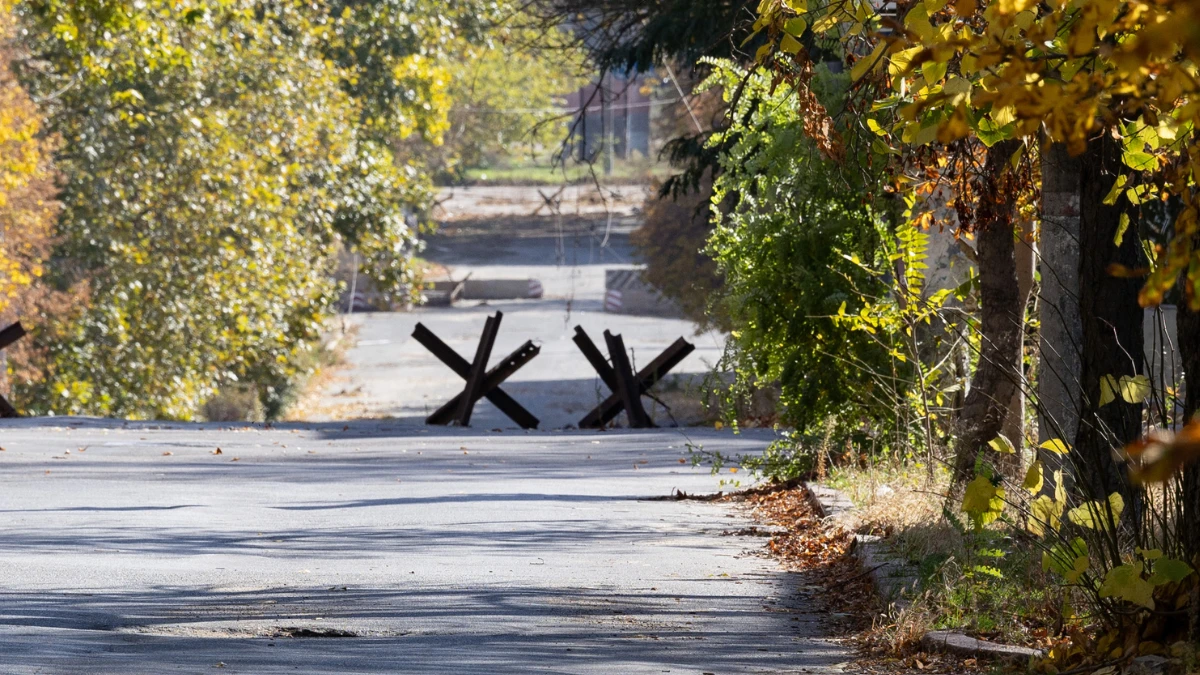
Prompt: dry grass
<box><xmin>825</xmin><ymin>461</ymin><xmax>950</xmax><ymax>536</ymax></box>
<box><xmin>819</xmin><ymin>460</ymin><xmax>1064</xmax><ymax>652</ymax></box>
<box><xmin>280</xmin><ymin>325</ymin><xmax>357</xmax><ymax>422</ymax></box>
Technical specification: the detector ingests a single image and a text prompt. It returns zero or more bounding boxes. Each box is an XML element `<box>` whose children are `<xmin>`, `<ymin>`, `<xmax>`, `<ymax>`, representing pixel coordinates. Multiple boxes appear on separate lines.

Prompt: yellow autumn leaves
<box><xmin>965</xmin><ymin>434</ymin><xmax>1127</xmax><ymax>537</ymax></box>
<box><xmin>753</xmin><ymin>0</ymin><xmax>1200</xmax><ymax>309</ymax></box>
<box><xmin>0</xmin><ymin>0</ymin><xmax>57</xmax><ymax>321</ymax></box>
<box><xmin>961</xmin><ymin>434</ymin><xmax>1196</xmax><ymax>610</ymax></box>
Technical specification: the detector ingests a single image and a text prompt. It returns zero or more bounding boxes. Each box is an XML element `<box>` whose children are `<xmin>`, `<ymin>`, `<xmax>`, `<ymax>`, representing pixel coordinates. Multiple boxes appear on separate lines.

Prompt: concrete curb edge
<box><xmin>802</xmin><ymin>482</ymin><xmax>1047</xmax><ymax>665</ymax></box>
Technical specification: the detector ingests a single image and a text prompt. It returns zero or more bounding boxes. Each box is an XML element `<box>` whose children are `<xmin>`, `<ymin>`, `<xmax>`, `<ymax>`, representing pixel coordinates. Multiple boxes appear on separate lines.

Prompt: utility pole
<box><xmin>602</xmin><ymin>74</ymin><xmax>613</xmax><ymax>176</ymax></box>
<box><xmin>624</xmin><ymin>84</ymin><xmax>633</xmax><ymax>159</ymax></box>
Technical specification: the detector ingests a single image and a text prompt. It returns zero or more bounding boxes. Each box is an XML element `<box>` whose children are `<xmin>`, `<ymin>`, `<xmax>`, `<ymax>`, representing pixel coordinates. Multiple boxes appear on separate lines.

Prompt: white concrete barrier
<box><xmin>426</xmin><ymin>279</ymin><xmax>544</xmax><ymax>301</ymax></box>
<box><xmin>603</xmin><ymin>269</ymin><xmax>683</xmax><ymax>317</ymax></box>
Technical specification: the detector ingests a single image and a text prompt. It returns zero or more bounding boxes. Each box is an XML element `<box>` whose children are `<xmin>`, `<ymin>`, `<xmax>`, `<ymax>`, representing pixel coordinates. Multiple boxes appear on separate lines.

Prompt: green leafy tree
<box><xmin>13</xmin><ymin>0</ymin><xmax>455</xmax><ymax>418</ymax></box>
<box><xmin>444</xmin><ymin>28</ymin><xmax>585</xmax><ymax>174</ymax></box>
<box><xmin>704</xmin><ymin>60</ymin><xmax>896</xmax><ymax>435</ymax></box>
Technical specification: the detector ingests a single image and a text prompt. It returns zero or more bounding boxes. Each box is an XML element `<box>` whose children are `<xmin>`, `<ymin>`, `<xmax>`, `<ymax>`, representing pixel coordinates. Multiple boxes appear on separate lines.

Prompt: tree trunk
<box><xmin>1178</xmin><ymin>289</ymin><xmax>1200</xmax><ymax>564</ymax></box>
<box><xmin>1000</xmin><ymin>219</ymin><xmax>1037</xmax><ymax>461</ymax></box>
<box><xmin>1037</xmin><ymin>143</ymin><xmax>1083</xmax><ymax>496</ymax></box>
<box><xmin>1074</xmin><ymin>134</ymin><xmax>1143</xmax><ymax>515</ymax></box>
<box><xmin>951</xmin><ymin>140</ymin><xmax>1024</xmax><ymax>487</ymax></box>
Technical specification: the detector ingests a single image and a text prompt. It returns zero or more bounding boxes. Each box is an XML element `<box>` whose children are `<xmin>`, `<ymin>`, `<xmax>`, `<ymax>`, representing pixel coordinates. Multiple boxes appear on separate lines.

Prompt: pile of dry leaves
<box><xmin>731</xmin><ymin>482</ymin><xmax>993</xmax><ymax>675</ymax></box>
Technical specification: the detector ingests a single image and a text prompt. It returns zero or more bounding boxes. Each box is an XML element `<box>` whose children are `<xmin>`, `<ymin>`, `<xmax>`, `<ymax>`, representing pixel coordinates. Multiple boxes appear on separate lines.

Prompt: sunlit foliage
<box><xmin>0</xmin><ymin>0</ymin><xmax>57</xmax><ymax>323</ymax></box>
<box><xmin>437</xmin><ymin>22</ymin><xmax>586</xmax><ymax>174</ymax></box>
<box><xmin>751</xmin><ymin>0</ymin><xmax>1200</xmax><ymax>309</ymax></box>
<box><xmin>703</xmin><ymin>60</ymin><xmax>895</xmax><ymax>433</ymax></box>
<box><xmin>12</xmin><ymin>0</ymin><xmax>465</xmax><ymax>418</ymax></box>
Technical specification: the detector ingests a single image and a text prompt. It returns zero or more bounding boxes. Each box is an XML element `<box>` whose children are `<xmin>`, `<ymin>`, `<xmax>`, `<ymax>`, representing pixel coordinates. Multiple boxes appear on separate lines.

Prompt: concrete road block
<box><xmin>426</xmin><ymin>278</ymin><xmax>544</xmax><ymax>301</ymax></box>
<box><xmin>604</xmin><ymin>269</ymin><xmax>683</xmax><ymax>317</ymax></box>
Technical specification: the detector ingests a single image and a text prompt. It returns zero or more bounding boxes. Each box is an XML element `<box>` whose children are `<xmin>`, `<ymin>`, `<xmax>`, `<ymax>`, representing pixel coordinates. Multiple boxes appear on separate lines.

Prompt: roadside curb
<box><xmin>803</xmin><ymin>482</ymin><xmax>1047</xmax><ymax>665</ymax></box>
<box><xmin>802</xmin><ymin>485</ymin><xmax>918</xmax><ymax>610</ymax></box>
<box><xmin>921</xmin><ymin>630</ymin><xmax>1046</xmax><ymax>665</ymax></box>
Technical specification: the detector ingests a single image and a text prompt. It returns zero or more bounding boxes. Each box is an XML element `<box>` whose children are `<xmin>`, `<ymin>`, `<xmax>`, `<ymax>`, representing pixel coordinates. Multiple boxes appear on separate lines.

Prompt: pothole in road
<box><xmin>271</xmin><ymin>626</ymin><xmax>358</xmax><ymax>638</ymax></box>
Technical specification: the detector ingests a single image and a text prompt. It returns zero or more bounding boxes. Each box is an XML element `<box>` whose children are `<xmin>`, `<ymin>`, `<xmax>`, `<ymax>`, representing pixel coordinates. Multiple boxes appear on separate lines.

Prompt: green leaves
<box><xmin>1122</xmin><ymin>149</ymin><xmax>1157</xmax><ymax>172</ymax></box>
<box><xmin>1067</xmin><ymin>493</ymin><xmax>1125</xmax><ymax>531</ymax></box>
<box><xmin>1096</xmin><ymin>557</ymin><xmax>1192</xmax><ymax>610</ymax></box>
<box><xmin>1049</xmin><ymin>551</ymin><xmax>1193</xmax><ymax>611</ymax></box>
<box><xmin>704</xmin><ymin>59</ymin><xmax>897</xmax><ymax>433</ymax></box>
<box><xmin>1100</xmin><ymin>563</ymin><xmax>1156</xmax><ymax>609</ymax></box>
<box><xmin>1148</xmin><ymin>559</ymin><xmax>1194</xmax><ymax>586</ymax></box>
<box><xmin>18</xmin><ymin>0</ymin><xmax>440</xmax><ymax>419</ymax></box>
<box><xmin>1043</xmin><ymin>537</ymin><xmax>1089</xmax><ymax>583</ymax></box>
<box><xmin>962</xmin><ymin>476</ymin><xmax>1005</xmax><ymax>530</ymax></box>
<box><xmin>976</xmin><ymin>115</ymin><xmax>1015</xmax><ymax>147</ymax></box>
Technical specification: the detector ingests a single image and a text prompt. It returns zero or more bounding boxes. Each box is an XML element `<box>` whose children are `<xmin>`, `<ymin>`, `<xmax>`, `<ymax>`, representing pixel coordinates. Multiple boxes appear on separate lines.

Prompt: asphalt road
<box><xmin>0</xmin><ymin>419</ymin><xmax>848</xmax><ymax>674</ymax></box>
<box><xmin>424</xmin><ymin>184</ymin><xmax>647</xmax><ymax>306</ymax></box>
<box><xmin>315</xmin><ymin>182</ymin><xmax>724</xmax><ymax>429</ymax></box>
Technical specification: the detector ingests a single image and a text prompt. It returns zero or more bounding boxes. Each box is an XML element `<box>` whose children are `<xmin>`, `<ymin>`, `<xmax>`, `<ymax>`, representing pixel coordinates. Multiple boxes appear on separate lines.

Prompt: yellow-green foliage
<box><xmin>962</xmin><ymin>437</ymin><xmax>1197</xmax><ymax>622</ymax></box>
<box><xmin>13</xmin><ymin>0</ymin><xmax>460</xmax><ymax>418</ymax></box>
<box><xmin>0</xmin><ymin>0</ymin><xmax>57</xmax><ymax>322</ymax></box>
<box><xmin>437</xmin><ymin>21</ymin><xmax>585</xmax><ymax>173</ymax></box>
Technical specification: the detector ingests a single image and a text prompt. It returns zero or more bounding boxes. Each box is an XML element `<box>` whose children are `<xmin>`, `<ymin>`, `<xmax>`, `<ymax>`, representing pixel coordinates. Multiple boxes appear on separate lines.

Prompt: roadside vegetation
<box><xmin>552</xmin><ymin>0</ymin><xmax>1200</xmax><ymax>672</ymax></box>
<box><xmin>2</xmin><ymin>0</ymin><xmax>1199</xmax><ymax>670</ymax></box>
<box><xmin>0</xmin><ymin>1</ymin><xmax>583</xmax><ymax>420</ymax></box>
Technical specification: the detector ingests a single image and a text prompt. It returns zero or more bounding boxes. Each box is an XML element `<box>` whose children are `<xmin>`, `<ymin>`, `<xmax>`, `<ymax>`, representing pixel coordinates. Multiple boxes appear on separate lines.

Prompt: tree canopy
<box><xmin>8</xmin><ymin>0</ymin><xmax>491</xmax><ymax>418</ymax></box>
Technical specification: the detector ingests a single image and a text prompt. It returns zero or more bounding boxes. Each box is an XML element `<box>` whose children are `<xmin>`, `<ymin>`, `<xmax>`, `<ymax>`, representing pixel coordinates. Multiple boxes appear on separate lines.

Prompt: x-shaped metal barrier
<box><xmin>572</xmin><ymin>326</ymin><xmax>695</xmax><ymax>429</ymax></box>
<box><xmin>0</xmin><ymin>322</ymin><xmax>27</xmax><ymax>418</ymax></box>
<box><xmin>412</xmin><ymin>312</ymin><xmax>541</xmax><ymax>429</ymax></box>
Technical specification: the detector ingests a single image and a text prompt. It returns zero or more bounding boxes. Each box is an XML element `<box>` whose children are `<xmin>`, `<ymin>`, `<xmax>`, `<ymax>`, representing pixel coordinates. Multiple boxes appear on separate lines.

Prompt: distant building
<box><xmin>565</xmin><ymin>74</ymin><xmax>652</xmax><ymax>164</ymax></box>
